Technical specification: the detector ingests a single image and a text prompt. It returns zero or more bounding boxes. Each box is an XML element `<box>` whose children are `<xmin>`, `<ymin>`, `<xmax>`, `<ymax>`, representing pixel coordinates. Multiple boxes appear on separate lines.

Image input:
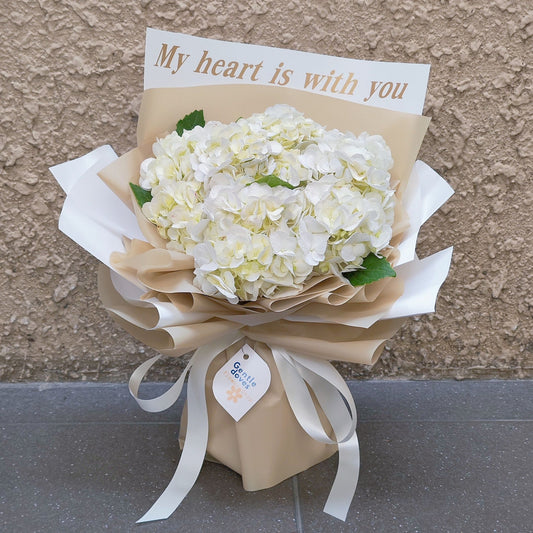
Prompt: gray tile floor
<box><xmin>1</xmin><ymin>381</ymin><xmax>531</xmax><ymax>532</ymax></box>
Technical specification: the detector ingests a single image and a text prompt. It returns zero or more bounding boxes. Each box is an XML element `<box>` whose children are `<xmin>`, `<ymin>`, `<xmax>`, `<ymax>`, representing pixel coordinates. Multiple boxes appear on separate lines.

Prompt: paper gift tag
<box><xmin>212</xmin><ymin>344</ymin><xmax>271</xmax><ymax>422</ymax></box>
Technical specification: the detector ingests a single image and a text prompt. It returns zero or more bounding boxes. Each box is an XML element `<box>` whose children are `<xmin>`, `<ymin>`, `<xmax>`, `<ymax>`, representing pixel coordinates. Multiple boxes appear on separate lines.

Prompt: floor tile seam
<box><xmin>359</xmin><ymin>418</ymin><xmax>533</xmax><ymax>423</ymax></box>
<box><xmin>2</xmin><ymin>418</ymin><xmax>532</xmax><ymax>426</ymax></box>
<box><xmin>0</xmin><ymin>421</ymin><xmax>181</xmax><ymax>426</ymax></box>
<box><xmin>1</xmin><ymin>379</ymin><xmax>531</xmax><ymax>390</ymax></box>
<box><xmin>3</xmin><ymin>378</ymin><xmax>531</xmax><ymax>384</ymax></box>
<box><xmin>291</xmin><ymin>475</ymin><xmax>304</xmax><ymax>533</ymax></box>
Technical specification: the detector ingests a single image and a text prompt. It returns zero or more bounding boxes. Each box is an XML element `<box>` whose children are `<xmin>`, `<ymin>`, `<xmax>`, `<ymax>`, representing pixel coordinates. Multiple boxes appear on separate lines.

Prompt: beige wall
<box><xmin>1</xmin><ymin>1</ymin><xmax>531</xmax><ymax>381</ymax></box>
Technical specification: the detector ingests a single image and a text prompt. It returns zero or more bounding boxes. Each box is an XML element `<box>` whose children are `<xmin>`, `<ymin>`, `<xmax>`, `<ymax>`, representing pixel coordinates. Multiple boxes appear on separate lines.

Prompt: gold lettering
<box><xmin>236</xmin><ymin>63</ymin><xmax>254</xmax><ymax>80</ymax></box>
<box><xmin>391</xmin><ymin>82</ymin><xmax>408</xmax><ymax>99</ymax></box>
<box><xmin>154</xmin><ymin>43</ymin><xmax>179</xmax><ymax>69</ymax></box>
<box><xmin>278</xmin><ymin>68</ymin><xmax>293</xmax><ymax>86</ymax></box>
<box><xmin>250</xmin><ymin>61</ymin><xmax>263</xmax><ymax>81</ymax></box>
<box><xmin>223</xmin><ymin>61</ymin><xmax>239</xmax><ymax>77</ymax></box>
<box><xmin>304</xmin><ymin>72</ymin><xmax>326</xmax><ymax>90</ymax></box>
<box><xmin>320</xmin><ymin>70</ymin><xmax>336</xmax><ymax>92</ymax></box>
<box><xmin>269</xmin><ymin>62</ymin><xmax>285</xmax><ymax>84</ymax></box>
<box><xmin>194</xmin><ymin>52</ymin><xmax>262</xmax><ymax>81</ymax></box>
<box><xmin>269</xmin><ymin>62</ymin><xmax>292</xmax><ymax>86</ymax></box>
<box><xmin>330</xmin><ymin>73</ymin><xmax>344</xmax><ymax>93</ymax></box>
<box><xmin>194</xmin><ymin>50</ymin><xmax>212</xmax><ymax>74</ymax></box>
<box><xmin>211</xmin><ymin>59</ymin><xmax>225</xmax><ymax>76</ymax></box>
<box><xmin>364</xmin><ymin>80</ymin><xmax>407</xmax><ymax>101</ymax></box>
<box><xmin>339</xmin><ymin>72</ymin><xmax>358</xmax><ymax>95</ymax></box>
<box><xmin>379</xmin><ymin>81</ymin><xmax>393</xmax><ymax>98</ymax></box>
<box><xmin>171</xmin><ymin>52</ymin><xmax>190</xmax><ymax>75</ymax></box>
<box><xmin>363</xmin><ymin>80</ymin><xmax>381</xmax><ymax>102</ymax></box>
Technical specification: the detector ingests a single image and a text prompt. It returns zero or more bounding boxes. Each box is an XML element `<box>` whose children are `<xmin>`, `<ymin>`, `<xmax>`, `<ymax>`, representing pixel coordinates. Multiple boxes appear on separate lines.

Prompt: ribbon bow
<box><xmin>129</xmin><ymin>330</ymin><xmax>360</xmax><ymax>523</ymax></box>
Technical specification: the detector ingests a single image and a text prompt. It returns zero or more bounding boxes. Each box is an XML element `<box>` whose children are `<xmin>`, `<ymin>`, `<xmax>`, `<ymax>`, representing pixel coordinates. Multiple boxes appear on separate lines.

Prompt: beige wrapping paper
<box><xmin>97</xmin><ymin>85</ymin><xmax>430</xmax><ymax>490</ymax></box>
<box><xmin>179</xmin><ymin>340</ymin><xmax>337</xmax><ymax>491</ymax></box>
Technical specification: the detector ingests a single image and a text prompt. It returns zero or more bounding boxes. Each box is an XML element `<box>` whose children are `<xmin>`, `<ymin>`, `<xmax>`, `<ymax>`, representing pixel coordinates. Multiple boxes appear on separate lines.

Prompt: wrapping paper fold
<box><xmin>95</xmin><ymin>85</ymin><xmax>452</xmax><ymax>366</ymax></box>
<box><xmin>51</xmin><ymin>84</ymin><xmax>454</xmax><ymax>522</ymax></box>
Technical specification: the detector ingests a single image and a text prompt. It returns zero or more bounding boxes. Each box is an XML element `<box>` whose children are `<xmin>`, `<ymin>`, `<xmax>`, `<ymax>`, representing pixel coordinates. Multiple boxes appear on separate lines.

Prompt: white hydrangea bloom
<box><xmin>138</xmin><ymin>105</ymin><xmax>395</xmax><ymax>302</ymax></box>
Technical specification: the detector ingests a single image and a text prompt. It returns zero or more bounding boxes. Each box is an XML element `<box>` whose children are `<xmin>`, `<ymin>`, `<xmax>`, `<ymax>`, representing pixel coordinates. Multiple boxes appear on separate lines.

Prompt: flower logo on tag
<box><xmin>226</xmin><ymin>385</ymin><xmax>243</xmax><ymax>403</ymax></box>
<box><xmin>212</xmin><ymin>344</ymin><xmax>271</xmax><ymax>421</ymax></box>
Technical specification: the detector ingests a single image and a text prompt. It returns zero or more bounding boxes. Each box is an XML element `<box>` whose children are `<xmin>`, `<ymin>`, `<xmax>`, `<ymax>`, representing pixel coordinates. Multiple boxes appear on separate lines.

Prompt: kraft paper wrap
<box><xmin>98</xmin><ymin>85</ymin><xmax>429</xmax><ymax>490</ymax></box>
<box><xmin>178</xmin><ymin>340</ymin><xmax>338</xmax><ymax>490</ymax></box>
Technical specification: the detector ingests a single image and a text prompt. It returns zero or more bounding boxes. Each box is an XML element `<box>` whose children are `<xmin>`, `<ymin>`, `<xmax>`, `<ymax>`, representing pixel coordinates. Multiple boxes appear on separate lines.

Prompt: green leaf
<box><xmin>176</xmin><ymin>109</ymin><xmax>205</xmax><ymax>135</ymax></box>
<box><xmin>343</xmin><ymin>253</ymin><xmax>396</xmax><ymax>286</ymax></box>
<box><xmin>251</xmin><ymin>174</ymin><xmax>296</xmax><ymax>190</ymax></box>
<box><xmin>130</xmin><ymin>182</ymin><xmax>152</xmax><ymax>208</ymax></box>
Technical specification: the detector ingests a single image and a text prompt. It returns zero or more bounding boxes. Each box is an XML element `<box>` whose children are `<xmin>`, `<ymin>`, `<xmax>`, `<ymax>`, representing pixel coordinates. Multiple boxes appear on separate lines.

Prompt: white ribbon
<box><xmin>272</xmin><ymin>347</ymin><xmax>359</xmax><ymax>521</ymax></box>
<box><xmin>129</xmin><ymin>331</ymin><xmax>244</xmax><ymax>523</ymax></box>
<box><xmin>129</xmin><ymin>337</ymin><xmax>360</xmax><ymax>523</ymax></box>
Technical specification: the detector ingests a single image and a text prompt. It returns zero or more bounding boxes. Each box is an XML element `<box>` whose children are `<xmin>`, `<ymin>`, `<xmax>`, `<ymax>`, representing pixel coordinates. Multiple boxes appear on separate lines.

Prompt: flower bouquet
<box><xmin>51</xmin><ymin>82</ymin><xmax>453</xmax><ymax>523</ymax></box>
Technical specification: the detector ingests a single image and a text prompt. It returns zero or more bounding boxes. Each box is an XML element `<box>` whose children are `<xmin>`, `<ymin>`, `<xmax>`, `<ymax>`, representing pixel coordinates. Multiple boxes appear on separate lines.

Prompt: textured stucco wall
<box><xmin>1</xmin><ymin>0</ymin><xmax>531</xmax><ymax>382</ymax></box>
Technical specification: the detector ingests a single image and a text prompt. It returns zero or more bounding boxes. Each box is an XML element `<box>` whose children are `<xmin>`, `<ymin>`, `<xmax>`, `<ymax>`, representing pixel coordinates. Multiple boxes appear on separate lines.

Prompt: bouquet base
<box><xmin>179</xmin><ymin>339</ymin><xmax>337</xmax><ymax>491</ymax></box>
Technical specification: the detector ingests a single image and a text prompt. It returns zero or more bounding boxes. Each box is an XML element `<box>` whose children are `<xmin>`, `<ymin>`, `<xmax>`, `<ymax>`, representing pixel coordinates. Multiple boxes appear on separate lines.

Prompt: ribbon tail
<box><xmin>294</xmin><ymin>356</ymin><xmax>360</xmax><ymax>520</ymax></box>
<box><xmin>272</xmin><ymin>347</ymin><xmax>360</xmax><ymax>522</ymax></box>
<box><xmin>301</xmin><ymin>359</ymin><xmax>360</xmax><ymax>521</ymax></box>
<box><xmin>135</xmin><ymin>331</ymin><xmax>243</xmax><ymax>523</ymax></box>
<box><xmin>323</xmin><ymin>432</ymin><xmax>360</xmax><ymax>521</ymax></box>
<box><xmin>135</xmin><ymin>359</ymin><xmax>208</xmax><ymax>523</ymax></box>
